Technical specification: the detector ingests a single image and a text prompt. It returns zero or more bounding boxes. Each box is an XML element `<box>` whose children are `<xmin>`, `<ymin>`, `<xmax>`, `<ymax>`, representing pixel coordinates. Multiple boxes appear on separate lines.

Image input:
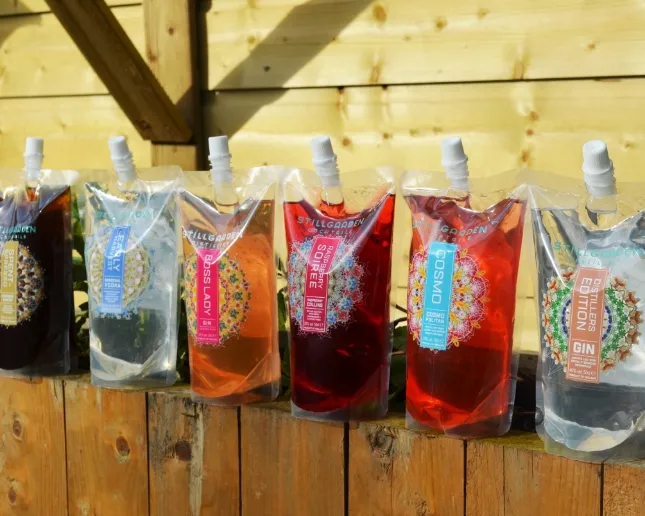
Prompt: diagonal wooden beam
<box><xmin>45</xmin><ymin>0</ymin><xmax>192</xmax><ymax>143</ymax></box>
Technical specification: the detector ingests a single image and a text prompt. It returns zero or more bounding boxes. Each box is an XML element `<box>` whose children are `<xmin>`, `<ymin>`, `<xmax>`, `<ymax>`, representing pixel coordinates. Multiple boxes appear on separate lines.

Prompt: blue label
<box><xmin>100</xmin><ymin>226</ymin><xmax>131</xmax><ymax>314</ymax></box>
<box><xmin>420</xmin><ymin>242</ymin><xmax>458</xmax><ymax>350</ymax></box>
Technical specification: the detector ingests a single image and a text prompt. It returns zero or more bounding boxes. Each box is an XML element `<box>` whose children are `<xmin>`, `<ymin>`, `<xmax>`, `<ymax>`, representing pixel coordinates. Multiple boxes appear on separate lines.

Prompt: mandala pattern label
<box><xmin>566</xmin><ymin>267</ymin><xmax>609</xmax><ymax>383</ymax></box>
<box><xmin>541</xmin><ymin>269</ymin><xmax>642</xmax><ymax>375</ymax></box>
<box><xmin>197</xmin><ymin>249</ymin><xmax>221</xmax><ymax>344</ymax></box>
<box><xmin>302</xmin><ymin>236</ymin><xmax>342</xmax><ymax>333</ymax></box>
<box><xmin>185</xmin><ymin>253</ymin><xmax>251</xmax><ymax>346</ymax></box>
<box><xmin>419</xmin><ymin>242</ymin><xmax>457</xmax><ymax>350</ymax></box>
<box><xmin>100</xmin><ymin>226</ymin><xmax>131</xmax><ymax>314</ymax></box>
<box><xmin>409</xmin><ymin>246</ymin><xmax>489</xmax><ymax>350</ymax></box>
<box><xmin>0</xmin><ymin>241</ymin><xmax>18</xmax><ymax>326</ymax></box>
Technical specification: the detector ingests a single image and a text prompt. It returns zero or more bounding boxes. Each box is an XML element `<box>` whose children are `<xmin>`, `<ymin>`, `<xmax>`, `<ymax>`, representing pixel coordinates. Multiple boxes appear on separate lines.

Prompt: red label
<box><xmin>197</xmin><ymin>249</ymin><xmax>221</xmax><ymax>344</ymax></box>
<box><xmin>566</xmin><ymin>267</ymin><xmax>609</xmax><ymax>383</ymax></box>
<box><xmin>302</xmin><ymin>236</ymin><xmax>342</xmax><ymax>333</ymax></box>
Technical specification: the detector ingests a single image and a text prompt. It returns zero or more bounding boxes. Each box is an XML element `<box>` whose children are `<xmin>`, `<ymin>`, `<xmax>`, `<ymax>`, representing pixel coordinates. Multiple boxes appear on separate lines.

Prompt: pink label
<box><xmin>566</xmin><ymin>267</ymin><xmax>609</xmax><ymax>384</ymax></box>
<box><xmin>197</xmin><ymin>249</ymin><xmax>221</xmax><ymax>344</ymax></box>
<box><xmin>302</xmin><ymin>236</ymin><xmax>342</xmax><ymax>333</ymax></box>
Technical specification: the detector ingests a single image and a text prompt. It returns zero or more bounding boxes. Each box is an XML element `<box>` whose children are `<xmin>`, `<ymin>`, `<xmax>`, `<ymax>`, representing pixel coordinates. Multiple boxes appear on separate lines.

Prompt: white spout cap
<box><xmin>311</xmin><ymin>136</ymin><xmax>340</xmax><ymax>186</ymax></box>
<box><xmin>441</xmin><ymin>136</ymin><xmax>469</xmax><ymax>189</ymax></box>
<box><xmin>24</xmin><ymin>137</ymin><xmax>44</xmax><ymax>181</ymax></box>
<box><xmin>208</xmin><ymin>135</ymin><xmax>233</xmax><ymax>183</ymax></box>
<box><xmin>582</xmin><ymin>140</ymin><xmax>616</xmax><ymax>197</ymax></box>
<box><xmin>109</xmin><ymin>136</ymin><xmax>136</xmax><ymax>182</ymax></box>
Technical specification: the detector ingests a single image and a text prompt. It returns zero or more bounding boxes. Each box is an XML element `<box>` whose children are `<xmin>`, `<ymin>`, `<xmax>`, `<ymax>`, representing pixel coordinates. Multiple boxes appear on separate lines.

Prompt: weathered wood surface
<box><xmin>0</xmin><ymin>95</ymin><xmax>150</xmax><ymax>170</ymax></box>
<box><xmin>144</xmin><ymin>0</ymin><xmax>201</xmax><ymax>168</ymax></box>
<box><xmin>0</xmin><ymin>377</ymin><xmax>66</xmax><ymax>516</ymax></box>
<box><xmin>240</xmin><ymin>403</ymin><xmax>345</xmax><ymax>516</ymax></box>
<box><xmin>45</xmin><ymin>0</ymin><xmax>191</xmax><ymax>142</ymax></box>
<box><xmin>148</xmin><ymin>389</ymin><xmax>240</xmax><ymax>516</ymax></box>
<box><xmin>349</xmin><ymin>417</ymin><xmax>465</xmax><ymax>516</ymax></box>
<box><xmin>203</xmin><ymin>0</ymin><xmax>645</xmax><ymax>90</ymax></box>
<box><xmin>467</xmin><ymin>434</ymin><xmax>602</xmax><ymax>516</ymax></box>
<box><xmin>0</xmin><ymin>6</ymin><xmax>144</xmax><ymax>98</ymax></box>
<box><xmin>64</xmin><ymin>377</ymin><xmax>149</xmax><ymax>516</ymax></box>
<box><xmin>603</xmin><ymin>461</ymin><xmax>645</xmax><ymax>516</ymax></box>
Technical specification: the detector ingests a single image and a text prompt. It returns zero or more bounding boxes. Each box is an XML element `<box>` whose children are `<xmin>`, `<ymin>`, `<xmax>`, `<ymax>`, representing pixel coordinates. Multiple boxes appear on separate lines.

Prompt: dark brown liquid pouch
<box><xmin>0</xmin><ymin>185</ymin><xmax>73</xmax><ymax>375</ymax></box>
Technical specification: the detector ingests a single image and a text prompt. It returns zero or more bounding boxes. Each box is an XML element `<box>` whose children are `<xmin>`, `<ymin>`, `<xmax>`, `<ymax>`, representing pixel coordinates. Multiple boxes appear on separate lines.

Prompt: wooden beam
<box><xmin>44</xmin><ymin>0</ymin><xmax>191</xmax><ymax>143</ymax></box>
<box><xmin>144</xmin><ymin>0</ymin><xmax>201</xmax><ymax>169</ymax></box>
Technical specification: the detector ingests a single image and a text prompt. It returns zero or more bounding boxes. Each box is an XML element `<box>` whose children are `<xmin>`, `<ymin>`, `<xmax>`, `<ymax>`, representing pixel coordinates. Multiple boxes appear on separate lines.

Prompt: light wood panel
<box><xmin>203</xmin><ymin>0</ymin><xmax>645</xmax><ymax>90</ymax></box>
<box><xmin>65</xmin><ymin>377</ymin><xmax>149</xmax><ymax>516</ymax></box>
<box><xmin>467</xmin><ymin>435</ymin><xmax>601</xmax><ymax>516</ymax></box>
<box><xmin>148</xmin><ymin>389</ymin><xmax>240</xmax><ymax>516</ymax></box>
<box><xmin>0</xmin><ymin>0</ymin><xmax>137</xmax><ymax>16</ymax></box>
<box><xmin>603</xmin><ymin>461</ymin><xmax>645</xmax><ymax>516</ymax></box>
<box><xmin>0</xmin><ymin>95</ymin><xmax>151</xmax><ymax>169</ymax></box>
<box><xmin>240</xmin><ymin>403</ymin><xmax>345</xmax><ymax>516</ymax></box>
<box><xmin>0</xmin><ymin>377</ymin><xmax>66</xmax><ymax>516</ymax></box>
<box><xmin>349</xmin><ymin>416</ymin><xmax>465</xmax><ymax>516</ymax></box>
<box><xmin>0</xmin><ymin>5</ymin><xmax>144</xmax><ymax>98</ymax></box>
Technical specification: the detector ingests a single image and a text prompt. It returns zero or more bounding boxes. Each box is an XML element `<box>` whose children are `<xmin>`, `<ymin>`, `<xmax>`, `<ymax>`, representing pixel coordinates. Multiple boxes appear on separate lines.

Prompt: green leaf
<box><xmin>392</xmin><ymin>325</ymin><xmax>408</xmax><ymax>352</ymax></box>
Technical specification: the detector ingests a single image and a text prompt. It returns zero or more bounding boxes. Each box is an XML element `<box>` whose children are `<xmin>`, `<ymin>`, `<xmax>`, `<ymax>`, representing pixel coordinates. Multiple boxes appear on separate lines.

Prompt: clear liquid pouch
<box><xmin>0</xmin><ymin>169</ymin><xmax>75</xmax><ymax>376</ymax></box>
<box><xmin>282</xmin><ymin>167</ymin><xmax>396</xmax><ymax>422</ymax></box>
<box><xmin>401</xmin><ymin>170</ymin><xmax>528</xmax><ymax>437</ymax></box>
<box><xmin>83</xmin><ymin>166</ymin><xmax>182</xmax><ymax>389</ymax></box>
<box><xmin>529</xmin><ymin>176</ymin><xmax>645</xmax><ymax>462</ymax></box>
<box><xmin>180</xmin><ymin>167</ymin><xmax>281</xmax><ymax>406</ymax></box>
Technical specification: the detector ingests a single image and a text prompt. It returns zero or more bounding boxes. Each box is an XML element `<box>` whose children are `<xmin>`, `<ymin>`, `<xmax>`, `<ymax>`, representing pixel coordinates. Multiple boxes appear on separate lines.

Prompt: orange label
<box><xmin>0</xmin><ymin>241</ymin><xmax>18</xmax><ymax>326</ymax></box>
<box><xmin>566</xmin><ymin>267</ymin><xmax>609</xmax><ymax>383</ymax></box>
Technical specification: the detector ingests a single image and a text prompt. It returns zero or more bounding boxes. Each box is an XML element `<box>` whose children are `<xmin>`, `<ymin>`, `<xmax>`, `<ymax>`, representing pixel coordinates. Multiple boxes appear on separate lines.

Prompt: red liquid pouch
<box><xmin>283</xmin><ymin>170</ymin><xmax>396</xmax><ymax>422</ymax></box>
<box><xmin>404</xmin><ymin>186</ymin><xmax>527</xmax><ymax>437</ymax></box>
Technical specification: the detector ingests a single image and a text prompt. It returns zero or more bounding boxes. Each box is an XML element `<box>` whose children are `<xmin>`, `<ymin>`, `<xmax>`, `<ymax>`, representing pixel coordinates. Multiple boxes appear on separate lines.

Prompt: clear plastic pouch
<box><xmin>282</xmin><ymin>164</ymin><xmax>396</xmax><ymax>422</ymax></box>
<box><xmin>401</xmin><ymin>168</ymin><xmax>528</xmax><ymax>437</ymax></box>
<box><xmin>181</xmin><ymin>165</ymin><xmax>281</xmax><ymax>405</ymax></box>
<box><xmin>83</xmin><ymin>166</ymin><xmax>182</xmax><ymax>389</ymax></box>
<box><xmin>0</xmin><ymin>168</ymin><xmax>74</xmax><ymax>376</ymax></box>
<box><xmin>529</xmin><ymin>167</ymin><xmax>645</xmax><ymax>462</ymax></box>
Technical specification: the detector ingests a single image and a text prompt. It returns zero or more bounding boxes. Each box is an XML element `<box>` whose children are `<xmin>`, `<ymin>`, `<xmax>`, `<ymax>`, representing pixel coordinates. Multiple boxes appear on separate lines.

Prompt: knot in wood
<box><xmin>11</xmin><ymin>418</ymin><xmax>22</xmax><ymax>440</ymax></box>
<box><xmin>7</xmin><ymin>487</ymin><xmax>16</xmax><ymax>505</ymax></box>
<box><xmin>116</xmin><ymin>436</ymin><xmax>131</xmax><ymax>457</ymax></box>
<box><xmin>174</xmin><ymin>440</ymin><xmax>192</xmax><ymax>462</ymax></box>
<box><xmin>367</xmin><ymin>427</ymin><xmax>396</xmax><ymax>460</ymax></box>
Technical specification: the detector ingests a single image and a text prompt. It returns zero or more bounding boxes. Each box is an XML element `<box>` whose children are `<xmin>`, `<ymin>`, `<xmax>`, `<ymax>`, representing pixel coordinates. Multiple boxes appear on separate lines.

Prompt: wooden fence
<box><xmin>2</xmin><ymin>375</ymin><xmax>644</xmax><ymax>516</ymax></box>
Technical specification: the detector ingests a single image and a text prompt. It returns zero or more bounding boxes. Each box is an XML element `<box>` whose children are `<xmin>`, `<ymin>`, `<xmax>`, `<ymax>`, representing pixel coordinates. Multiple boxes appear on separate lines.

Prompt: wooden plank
<box><xmin>0</xmin><ymin>0</ymin><xmax>137</xmax><ymax>16</ymax></box>
<box><xmin>0</xmin><ymin>6</ymin><xmax>145</xmax><ymax>98</ymax></box>
<box><xmin>0</xmin><ymin>95</ymin><xmax>151</xmax><ymax>170</ymax></box>
<box><xmin>144</xmin><ymin>0</ymin><xmax>201</xmax><ymax>167</ymax></box>
<box><xmin>466</xmin><ymin>434</ymin><xmax>601</xmax><ymax>516</ymax></box>
<box><xmin>45</xmin><ymin>0</ymin><xmax>191</xmax><ymax>142</ymax></box>
<box><xmin>349</xmin><ymin>417</ymin><xmax>465</xmax><ymax>516</ymax></box>
<box><xmin>240</xmin><ymin>403</ymin><xmax>344</xmax><ymax>516</ymax></box>
<box><xmin>603</xmin><ymin>461</ymin><xmax>645</xmax><ymax>516</ymax></box>
<box><xmin>64</xmin><ymin>377</ymin><xmax>149</xmax><ymax>516</ymax></box>
<box><xmin>0</xmin><ymin>377</ymin><xmax>66</xmax><ymax>516</ymax></box>
<box><xmin>204</xmin><ymin>0</ymin><xmax>645</xmax><ymax>90</ymax></box>
<box><xmin>148</xmin><ymin>389</ymin><xmax>240</xmax><ymax>516</ymax></box>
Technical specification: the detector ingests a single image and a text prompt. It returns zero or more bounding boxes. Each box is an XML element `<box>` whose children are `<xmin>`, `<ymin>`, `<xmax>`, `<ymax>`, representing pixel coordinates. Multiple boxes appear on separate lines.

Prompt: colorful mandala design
<box><xmin>87</xmin><ymin>233</ymin><xmax>151</xmax><ymax>310</ymax></box>
<box><xmin>408</xmin><ymin>246</ymin><xmax>489</xmax><ymax>349</ymax></box>
<box><xmin>541</xmin><ymin>269</ymin><xmax>642</xmax><ymax>373</ymax></box>
<box><xmin>0</xmin><ymin>242</ymin><xmax>44</xmax><ymax>325</ymax></box>
<box><xmin>287</xmin><ymin>239</ymin><xmax>365</xmax><ymax>332</ymax></box>
<box><xmin>184</xmin><ymin>253</ymin><xmax>251</xmax><ymax>345</ymax></box>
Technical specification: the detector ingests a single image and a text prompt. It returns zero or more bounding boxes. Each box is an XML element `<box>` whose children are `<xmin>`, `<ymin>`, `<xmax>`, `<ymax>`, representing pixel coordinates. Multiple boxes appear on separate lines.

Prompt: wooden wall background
<box><xmin>2</xmin><ymin>0</ymin><xmax>645</xmax><ymax>351</ymax></box>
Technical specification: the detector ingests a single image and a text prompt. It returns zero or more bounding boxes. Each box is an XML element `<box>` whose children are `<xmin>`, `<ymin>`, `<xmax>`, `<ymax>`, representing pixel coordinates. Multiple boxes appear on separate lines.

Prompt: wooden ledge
<box><xmin>1</xmin><ymin>375</ymin><xmax>644</xmax><ymax>515</ymax></box>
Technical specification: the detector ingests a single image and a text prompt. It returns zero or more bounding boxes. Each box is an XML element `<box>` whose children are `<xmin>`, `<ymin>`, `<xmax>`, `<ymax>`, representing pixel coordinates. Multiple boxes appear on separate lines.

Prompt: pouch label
<box><xmin>197</xmin><ymin>249</ymin><xmax>221</xmax><ymax>344</ymax></box>
<box><xmin>0</xmin><ymin>241</ymin><xmax>18</xmax><ymax>326</ymax></box>
<box><xmin>302</xmin><ymin>236</ymin><xmax>342</xmax><ymax>333</ymax></box>
<box><xmin>420</xmin><ymin>242</ymin><xmax>458</xmax><ymax>350</ymax></box>
<box><xmin>100</xmin><ymin>226</ymin><xmax>131</xmax><ymax>314</ymax></box>
<box><xmin>566</xmin><ymin>267</ymin><xmax>609</xmax><ymax>383</ymax></box>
